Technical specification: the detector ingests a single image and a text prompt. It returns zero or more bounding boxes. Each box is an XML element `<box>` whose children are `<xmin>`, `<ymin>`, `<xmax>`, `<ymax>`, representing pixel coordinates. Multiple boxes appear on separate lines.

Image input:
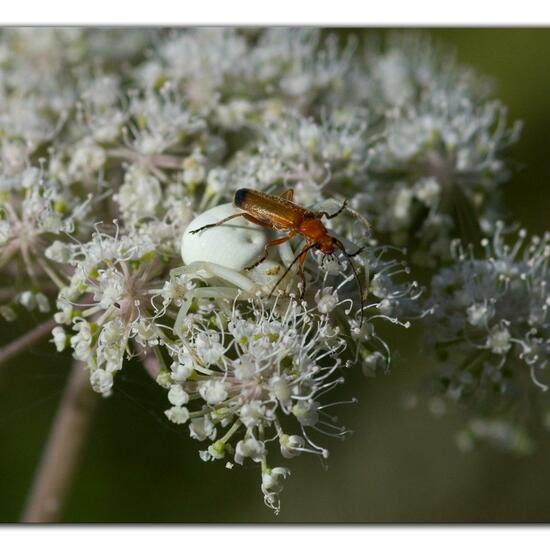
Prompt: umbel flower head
<box><xmin>0</xmin><ymin>157</ymin><xmax>96</xmax><ymax>320</ymax></box>
<box><xmin>50</xmin><ymin>222</ymin><xmax>177</xmax><ymax>396</ymax></box>
<box><xmin>423</xmin><ymin>224</ymin><xmax>550</xmax><ymax>452</ymax></box>
<box><xmin>160</xmin><ymin>297</ymin><xmax>350</xmax><ymax>512</ymax></box>
<box><xmin>151</xmin><ymin>200</ymin><xmax>423</xmax><ymax>512</ymax></box>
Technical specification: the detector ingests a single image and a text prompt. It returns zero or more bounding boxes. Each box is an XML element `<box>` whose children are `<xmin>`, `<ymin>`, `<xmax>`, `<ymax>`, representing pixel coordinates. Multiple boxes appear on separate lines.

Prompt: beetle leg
<box><xmin>189</xmin><ymin>212</ymin><xmax>268</xmax><ymax>234</ymax></box>
<box><xmin>338</xmin><ymin>241</ymin><xmax>367</xmax><ymax>258</ymax></box>
<box><xmin>297</xmin><ymin>246</ymin><xmax>309</xmax><ymax>299</ymax></box>
<box><xmin>317</xmin><ymin>199</ymin><xmax>348</xmax><ymax>220</ymax></box>
<box><xmin>280</xmin><ymin>189</ymin><xmax>294</xmax><ymax>201</ymax></box>
<box><xmin>189</xmin><ymin>213</ymin><xmax>247</xmax><ymax>234</ymax></box>
<box><xmin>244</xmin><ymin>232</ymin><xmax>296</xmax><ymax>271</ymax></box>
<box><xmin>268</xmin><ymin>242</ymin><xmax>316</xmax><ymax>298</ymax></box>
<box><xmin>346</xmin><ymin>244</ymin><xmax>367</xmax><ymax>258</ymax></box>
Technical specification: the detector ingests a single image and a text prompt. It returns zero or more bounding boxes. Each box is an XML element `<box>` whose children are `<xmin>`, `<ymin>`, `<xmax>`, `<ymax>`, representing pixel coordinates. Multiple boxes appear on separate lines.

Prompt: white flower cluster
<box><xmin>223</xmin><ymin>111</ymin><xmax>372</xmax><ymax>207</ymax></box>
<box><xmin>0</xmin><ymin>161</ymin><xmax>93</xmax><ymax>319</ymax></box>
<box><xmin>0</xmin><ymin>29</ymin><xmax>156</xmax><ymax>318</ymax></box>
<box><xmin>0</xmin><ymin>28</ymin><xmax>545</xmax><ymax>511</ymax></box>
<box><xmin>424</xmin><ymin>225</ymin><xmax>549</xmax><ymax>449</ymax></box>
<box><xmin>47</xmin><ymin>224</ymin><xmax>178</xmax><ymax>396</ymax></box>
<box><xmin>357</xmin><ymin>35</ymin><xmax>521</xmax><ymax>265</ymax></box>
<box><xmin>153</xmin><ymin>218</ymin><xmax>422</xmax><ymax>511</ymax></box>
<box><xmin>159</xmin><ymin>298</ymin><xmax>349</xmax><ymax>511</ymax></box>
<box><xmin>137</xmin><ymin>28</ymin><xmax>354</xmax><ymax>116</ymax></box>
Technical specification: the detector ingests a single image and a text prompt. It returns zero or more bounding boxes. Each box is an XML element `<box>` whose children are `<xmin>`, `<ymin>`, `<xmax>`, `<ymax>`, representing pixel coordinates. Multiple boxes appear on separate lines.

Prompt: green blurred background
<box><xmin>1</xmin><ymin>28</ymin><xmax>550</xmax><ymax>523</ymax></box>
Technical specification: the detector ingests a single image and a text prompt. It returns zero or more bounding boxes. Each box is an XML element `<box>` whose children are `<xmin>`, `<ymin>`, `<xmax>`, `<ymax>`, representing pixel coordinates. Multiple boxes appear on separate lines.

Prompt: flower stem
<box><xmin>0</xmin><ymin>318</ymin><xmax>57</xmax><ymax>367</ymax></box>
<box><xmin>137</xmin><ymin>344</ymin><xmax>161</xmax><ymax>379</ymax></box>
<box><xmin>21</xmin><ymin>361</ymin><xmax>99</xmax><ymax>523</ymax></box>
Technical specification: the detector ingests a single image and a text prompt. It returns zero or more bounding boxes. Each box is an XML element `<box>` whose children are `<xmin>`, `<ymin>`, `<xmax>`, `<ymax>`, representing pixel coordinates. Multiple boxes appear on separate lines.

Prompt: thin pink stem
<box><xmin>21</xmin><ymin>361</ymin><xmax>99</xmax><ymax>523</ymax></box>
<box><xmin>137</xmin><ymin>344</ymin><xmax>161</xmax><ymax>379</ymax></box>
<box><xmin>0</xmin><ymin>318</ymin><xmax>57</xmax><ymax>366</ymax></box>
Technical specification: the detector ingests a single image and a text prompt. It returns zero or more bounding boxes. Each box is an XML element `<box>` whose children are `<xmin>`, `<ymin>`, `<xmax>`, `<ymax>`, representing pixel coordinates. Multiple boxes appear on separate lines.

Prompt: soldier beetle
<box><xmin>190</xmin><ymin>188</ymin><xmax>367</xmax><ymax>325</ymax></box>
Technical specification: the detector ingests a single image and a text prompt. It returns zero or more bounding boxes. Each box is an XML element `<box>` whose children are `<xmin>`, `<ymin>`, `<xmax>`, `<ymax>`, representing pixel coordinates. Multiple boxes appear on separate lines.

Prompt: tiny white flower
<box><xmin>36</xmin><ymin>293</ymin><xmax>50</xmax><ymax>313</ymax></box>
<box><xmin>269</xmin><ymin>375</ymin><xmax>291</xmax><ymax>406</ymax></box>
<box><xmin>114</xmin><ymin>166</ymin><xmax>162</xmax><ymax>223</ymax></box>
<box><xmin>18</xmin><ymin>291</ymin><xmax>36</xmax><ymax>310</ymax></box>
<box><xmin>487</xmin><ymin>325</ymin><xmax>511</xmax><ymax>355</ymax></box>
<box><xmin>155</xmin><ymin>371</ymin><xmax>173</xmax><ymax>389</ymax></box>
<box><xmin>199</xmin><ymin>379</ymin><xmax>228</xmax><ymax>405</ymax></box>
<box><xmin>279</xmin><ymin>434</ymin><xmax>305</xmax><ymax>459</ymax></box>
<box><xmin>182</xmin><ymin>154</ymin><xmax>206</xmax><ymax>185</ymax></box>
<box><xmin>0</xmin><ymin>306</ymin><xmax>16</xmax><ymax>322</ymax></box>
<box><xmin>164</xmin><ymin>405</ymin><xmax>190</xmax><ymax>425</ymax></box>
<box><xmin>68</xmin><ymin>140</ymin><xmax>106</xmax><ymax>180</ymax></box>
<box><xmin>377</xmin><ymin>298</ymin><xmax>394</xmax><ymax>316</ymax></box>
<box><xmin>206</xmin><ymin>167</ymin><xmax>229</xmax><ymax>194</ymax></box>
<box><xmin>467</xmin><ymin>302</ymin><xmax>493</xmax><ymax>327</ymax></box>
<box><xmin>199</xmin><ymin>450</ymin><xmax>211</xmax><ymax>462</ymax></box>
<box><xmin>95</xmin><ymin>268</ymin><xmax>125</xmax><ymax>309</ymax></box>
<box><xmin>189</xmin><ymin>415</ymin><xmax>216</xmax><ymax>442</ymax></box>
<box><xmin>362</xmin><ymin>351</ymin><xmax>386</xmax><ymax>378</ymax></box>
<box><xmin>315</xmin><ymin>287</ymin><xmax>339</xmax><ymax>314</ymax></box>
<box><xmin>261</xmin><ymin>466</ymin><xmax>290</xmax><ymax>511</ymax></box>
<box><xmin>45</xmin><ymin>241</ymin><xmax>71</xmax><ymax>263</ymax></box>
<box><xmin>392</xmin><ymin>187</ymin><xmax>413</xmax><ymax>223</ymax></box>
<box><xmin>233</xmin><ymin>358</ymin><xmax>256</xmax><ymax>380</ymax></box>
<box><xmin>51</xmin><ymin>326</ymin><xmax>67</xmax><ymax>352</ymax></box>
<box><xmin>370</xmin><ymin>273</ymin><xmax>390</xmax><ymax>299</ymax></box>
<box><xmin>414</xmin><ymin>178</ymin><xmax>440</xmax><ymax>207</ymax></box>
<box><xmin>170</xmin><ymin>360</ymin><xmax>194</xmax><ymax>383</ymax></box>
<box><xmin>207</xmin><ymin>440</ymin><xmax>226</xmax><ymax>460</ymax></box>
<box><xmin>168</xmin><ymin>384</ymin><xmax>189</xmax><ymax>406</ymax></box>
<box><xmin>90</xmin><ymin>369</ymin><xmax>114</xmax><ymax>396</ymax></box>
<box><xmin>235</xmin><ymin>436</ymin><xmax>266</xmax><ymax>465</ymax></box>
<box><xmin>195</xmin><ymin>332</ymin><xmax>225</xmax><ymax>366</ymax></box>
<box><xmin>240</xmin><ymin>400</ymin><xmax>265</xmax><ymax>428</ymax></box>
<box><xmin>0</xmin><ymin>220</ymin><xmax>11</xmax><ymax>245</ymax></box>
<box><xmin>292</xmin><ymin>400</ymin><xmax>319</xmax><ymax>427</ymax></box>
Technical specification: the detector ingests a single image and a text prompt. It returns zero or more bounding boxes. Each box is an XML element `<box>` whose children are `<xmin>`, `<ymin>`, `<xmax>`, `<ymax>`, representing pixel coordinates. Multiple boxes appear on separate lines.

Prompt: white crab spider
<box><xmin>173</xmin><ymin>203</ymin><xmax>296</xmax><ymax>336</ymax></box>
<box><xmin>173</xmin><ymin>199</ymin><xmax>370</xmax><ymax>337</ymax></box>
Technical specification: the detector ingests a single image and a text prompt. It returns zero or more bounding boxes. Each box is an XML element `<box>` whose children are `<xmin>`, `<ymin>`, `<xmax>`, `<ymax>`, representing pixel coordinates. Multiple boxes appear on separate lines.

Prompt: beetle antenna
<box><xmin>333</xmin><ymin>239</ymin><xmax>366</xmax><ymax>328</ymax></box>
<box><xmin>269</xmin><ymin>243</ymin><xmax>316</xmax><ymax>299</ymax></box>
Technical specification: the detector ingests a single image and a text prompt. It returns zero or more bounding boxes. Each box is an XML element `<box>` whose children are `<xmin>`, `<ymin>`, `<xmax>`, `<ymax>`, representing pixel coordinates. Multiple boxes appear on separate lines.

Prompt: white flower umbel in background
<box><xmin>136</xmin><ymin>28</ymin><xmax>356</xmax><ymax>118</ymax></box>
<box><xmin>0</xmin><ymin>161</ymin><xmax>95</xmax><ymax>320</ymax></box>
<box><xmin>365</xmin><ymin>92</ymin><xmax>521</xmax><ymax>266</ymax></box>
<box><xmin>340</xmin><ymin>33</ymin><xmax>521</xmax><ymax>267</ymax></box>
<box><xmin>423</xmin><ymin>224</ymin><xmax>550</xmax><ymax>453</ymax></box>
<box><xmin>224</xmin><ymin>110</ymin><xmax>373</xmax><ymax>207</ymax></box>
<box><xmin>0</xmin><ymin>28</ymin><xmax>164</xmax><ymax>323</ymax></box>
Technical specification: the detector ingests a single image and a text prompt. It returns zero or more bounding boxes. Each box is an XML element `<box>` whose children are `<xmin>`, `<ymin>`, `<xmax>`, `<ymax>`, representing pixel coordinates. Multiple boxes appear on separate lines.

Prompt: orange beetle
<box><xmin>190</xmin><ymin>188</ymin><xmax>366</xmax><ymax>324</ymax></box>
